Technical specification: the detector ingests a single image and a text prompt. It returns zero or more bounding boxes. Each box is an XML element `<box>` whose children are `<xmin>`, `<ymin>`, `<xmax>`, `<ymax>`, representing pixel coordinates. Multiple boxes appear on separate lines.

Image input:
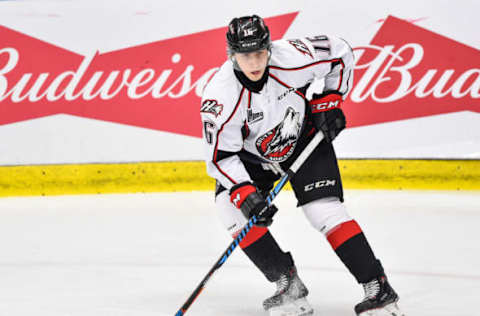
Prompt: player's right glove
<box><xmin>229</xmin><ymin>182</ymin><xmax>278</xmax><ymax>227</ymax></box>
<box><xmin>309</xmin><ymin>91</ymin><xmax>347</xmax><ymax>142</ymax></box>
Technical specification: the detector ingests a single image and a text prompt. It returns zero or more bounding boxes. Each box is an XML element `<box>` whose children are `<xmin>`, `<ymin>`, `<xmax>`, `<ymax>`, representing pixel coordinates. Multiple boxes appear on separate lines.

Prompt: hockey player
<box><xmin>200</xmin><ymin>15</ymin><xmax>404</xmax><ymax>316</ymax></box>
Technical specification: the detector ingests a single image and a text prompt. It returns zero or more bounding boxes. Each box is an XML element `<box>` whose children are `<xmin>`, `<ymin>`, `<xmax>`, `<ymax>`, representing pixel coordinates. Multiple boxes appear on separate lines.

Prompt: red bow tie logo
<box><xmin>0</xmin><ymin>14</ymin><xmax>478</xmax><ymax>137</ymax></box>
<box><xmin>0</xmin><ymin>12</ymin><xmax>297</xmax><ymax>137</ymax></box>
<box><xmin>344</xmin><ymin>15</ymin><xmax>479</xmax><ymax>127</ymax></box>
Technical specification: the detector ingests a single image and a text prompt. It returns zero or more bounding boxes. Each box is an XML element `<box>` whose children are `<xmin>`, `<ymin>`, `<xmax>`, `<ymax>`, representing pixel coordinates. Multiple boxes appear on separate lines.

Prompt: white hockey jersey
<box><xmin>200</xmin><ymin>35</ymin><xmax>354</xmax><ymax>191</ymax></box>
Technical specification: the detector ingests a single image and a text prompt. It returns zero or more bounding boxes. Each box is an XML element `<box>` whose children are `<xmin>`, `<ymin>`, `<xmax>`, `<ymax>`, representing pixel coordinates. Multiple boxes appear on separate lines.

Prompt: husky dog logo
<box><xmin>256</xmin><ymin>107</ymin><xmax>301</xmax><ymax>162</ymax></box>
<box><xmin>201</xmin><ymin>99</ymin><xmax>223</xmax><ymax>117</ymax></box>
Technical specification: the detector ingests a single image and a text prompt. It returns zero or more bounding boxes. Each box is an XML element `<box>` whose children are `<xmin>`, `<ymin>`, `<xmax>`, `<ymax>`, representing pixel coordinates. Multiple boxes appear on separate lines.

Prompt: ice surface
<box><xmin>0</xmin><ymin>190</ymin><xmax>479</xmax><ymax>315</ymax></box>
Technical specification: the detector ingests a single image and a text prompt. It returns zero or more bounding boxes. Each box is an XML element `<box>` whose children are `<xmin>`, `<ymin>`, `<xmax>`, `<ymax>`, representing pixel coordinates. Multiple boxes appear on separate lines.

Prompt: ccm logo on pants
<box><xmin>304</xmin><ymin>180</ymin><xmax>336</xmax><ymax>192</ymax></box>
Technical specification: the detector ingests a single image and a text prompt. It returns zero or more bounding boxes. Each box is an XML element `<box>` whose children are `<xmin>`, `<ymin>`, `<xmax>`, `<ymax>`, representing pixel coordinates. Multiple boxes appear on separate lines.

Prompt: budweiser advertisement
<box><xmin>0</xmin><ymin>1</ymin><xmax>479</xmax><ymax>164</ymax></box>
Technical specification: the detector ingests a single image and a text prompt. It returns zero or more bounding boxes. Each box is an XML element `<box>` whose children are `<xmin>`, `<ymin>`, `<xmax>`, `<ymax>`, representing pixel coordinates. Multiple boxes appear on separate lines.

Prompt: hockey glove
<box><xmin>309</xmin><ymin>91</ymin><xmax>346</xmax><ymax>142</ymax></box>
<box><xmin>229</xmin><ymin>182</ymin><xmax>278</xmax><ymax>227</ymax></box>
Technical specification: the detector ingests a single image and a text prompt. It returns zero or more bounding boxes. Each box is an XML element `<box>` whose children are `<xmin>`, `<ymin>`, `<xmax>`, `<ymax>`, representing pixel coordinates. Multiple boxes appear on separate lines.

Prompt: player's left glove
<box><xmin>309</xmin><ymin>91</ymin><xmax>346</xmax><ymax>142</ymax></box>
<box><xmin>229</xmin><ymin>182</ymin><xmax>277</xmax><ymax>227</ymax></box>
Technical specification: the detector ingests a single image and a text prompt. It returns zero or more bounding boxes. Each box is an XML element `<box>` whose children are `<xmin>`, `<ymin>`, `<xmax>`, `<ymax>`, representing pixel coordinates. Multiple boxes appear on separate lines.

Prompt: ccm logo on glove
<box><xmin>309</xmin><ymin>91</ymin><xmax>346</xmax><ymax>143</ymax></box>
<box><xmin>309</xmin><ymin>92</ymin><xmax>342</xmax><ymax>113</ymax></box>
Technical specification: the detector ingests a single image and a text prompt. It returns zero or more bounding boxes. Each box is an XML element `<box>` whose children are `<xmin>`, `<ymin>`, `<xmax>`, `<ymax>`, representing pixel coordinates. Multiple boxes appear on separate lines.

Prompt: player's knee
<box><xmin>216</xmin><ymin>190</ymin><xmax>270</xmax><ymax>249</ymax></box>
<box><xmin>215</xmin><ymin>190</ymin><xmax>248</xmax><ymax>234</ymax></box>
<box><xmin>302</xmin><ymin>197</ymin><xmax>351</xmax><ymax>235</ymax></box>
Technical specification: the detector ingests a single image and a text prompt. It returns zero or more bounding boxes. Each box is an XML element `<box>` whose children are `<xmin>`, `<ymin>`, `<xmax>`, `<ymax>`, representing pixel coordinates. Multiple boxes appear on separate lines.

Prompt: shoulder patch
<box><xmin>287</xmin><ymin>39</ymin><xmax>313</xmax><ymax>59</ymax></box>
<box><xmin>201</xmin><ymin>99</ymin><xmax>223</xmax><ymax>117</ymax></box>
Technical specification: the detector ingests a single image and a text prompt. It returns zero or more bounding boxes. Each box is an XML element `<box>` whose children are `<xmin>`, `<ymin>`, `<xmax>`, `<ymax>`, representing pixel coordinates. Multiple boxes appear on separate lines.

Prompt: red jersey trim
<box><xmin>212</xmin><ymin>87</ymin><xmax>246</xmax><ymax>185</ymax></box>
<box><xmin>270</xmin><ymin>58</ymin><xmax>346</xmax><ymax>93</ymax></box>
<box><xmin>268</xmin><ymin>73</ymin><xmax>306</xmax><ymax>100</ymax></box>
<box><xmin>336</xmin><ymin>59</ymin><xmax>346</xmax><ymax>91</ymax></box>
<box><xmin>270</xmin><ymin>58</ymin><xmax>341</xmax><ymax>71</ymax></box>
<box><xmin>243</xmin><ymin>91</ymin><xmax>252</xmax><ymax>139</ymax></box>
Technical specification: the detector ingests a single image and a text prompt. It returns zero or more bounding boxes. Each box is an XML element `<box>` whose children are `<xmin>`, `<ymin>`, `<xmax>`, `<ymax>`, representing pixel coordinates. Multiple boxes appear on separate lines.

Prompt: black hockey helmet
<box><xmin>226</xmin><ymin>15</ymin><xmax>271</xmax><ymax>54</ymax></box>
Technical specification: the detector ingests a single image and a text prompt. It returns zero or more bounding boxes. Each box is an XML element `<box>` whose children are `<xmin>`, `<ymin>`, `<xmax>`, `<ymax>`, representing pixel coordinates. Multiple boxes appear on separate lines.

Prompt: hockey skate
<box><xmin>355</xmin><ymin>275</ymin><xmax>405</xmax><ymax>316</ymax></box>
<box><xmin>263</xmin><ymin>266</ymin><xmax>314</xmax><ymax>316</ymax></box>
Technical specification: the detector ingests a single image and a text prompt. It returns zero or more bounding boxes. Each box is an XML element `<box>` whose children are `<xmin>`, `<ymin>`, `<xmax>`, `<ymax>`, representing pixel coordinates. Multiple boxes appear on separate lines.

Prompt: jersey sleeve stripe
<box><xmin>336</xmin><ymin>58</ymin><xmax>346</xmax><ymax>91</ymax></box>
<box><xmin>270</xmin><ymin>58</ymin><xmax>341</xmax><ymax>71</ymax></box>
<box><xmin>212</xmin><ymin>87</ymin><xmax>246</xmax><ymax>185</ymax></box>
<box><xmin>268</xmin><ymin>73</ymin><xmax>306</xmax><ymax>100</ymax></box>
<box><xmin>345</xmin><ymin>69</ymin><xmax>352</xmax><ymax>94</ymax></box>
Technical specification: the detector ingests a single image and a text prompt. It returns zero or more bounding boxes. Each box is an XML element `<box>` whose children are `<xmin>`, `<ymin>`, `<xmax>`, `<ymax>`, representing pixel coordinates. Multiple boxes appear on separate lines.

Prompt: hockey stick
<box><xmin>174</xmin><ymin>131</ymin><xmax>325</xmax><ymax>316</ymax></box>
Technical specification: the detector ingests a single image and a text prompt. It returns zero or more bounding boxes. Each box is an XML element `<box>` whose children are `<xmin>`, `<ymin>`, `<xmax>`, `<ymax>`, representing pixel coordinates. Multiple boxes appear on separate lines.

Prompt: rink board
<box><xmin>0</xmin><ymin>160</ymin><xmax>479</xmax><ymax>197</ymax></box>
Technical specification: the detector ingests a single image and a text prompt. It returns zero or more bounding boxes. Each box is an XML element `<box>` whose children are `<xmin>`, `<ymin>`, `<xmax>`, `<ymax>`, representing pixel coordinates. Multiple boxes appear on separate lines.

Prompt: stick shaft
<box><xmin>174</xmin><ymin>132</ymin><xmax>324</xmax><ymax>316</ymax></box>
<box><xmin>266</xmin><ymin>132</ymin><xmax>324</xmax><ymax>204</ymax></box>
